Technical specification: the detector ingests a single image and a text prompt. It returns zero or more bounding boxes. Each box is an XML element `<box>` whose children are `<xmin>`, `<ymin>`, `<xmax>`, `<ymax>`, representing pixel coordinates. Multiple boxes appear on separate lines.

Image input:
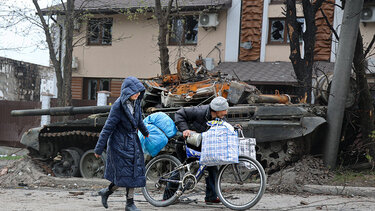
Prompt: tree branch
<box><xmin>313</xmin><ymin>0</ymin><xmax>326</xmax><ymax>14</ymax></box>
<box><xmin>319</xmin><ymin>7</ymin><xmax>339</xmax><ymax>41</ymax></box>
<box><xmin>324</xmin><ymin>0</ymin><xmax>343</xmax><ymax>9</ymax></box>
<box><xmin>364</xmin><ymin>35</ymin><xmax>375</xmax><ymax>58</ymax></box>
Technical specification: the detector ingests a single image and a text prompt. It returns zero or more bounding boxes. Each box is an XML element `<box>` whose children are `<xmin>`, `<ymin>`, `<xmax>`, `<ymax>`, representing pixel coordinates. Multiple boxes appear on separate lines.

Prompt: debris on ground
<box><xmin>267</xmin><ymin>156</ymin><xmax>333</xmax><ymax>193</ymax></box>
<box><xmin>0</xmin><ymin>156</ymin><xmax>50</xmax><ymax>188</ymax></box>
<box><xmin>0</xmin><ymin>167</ymin><xmax>8</xmax><ymax>176</ymax></box>
<box><xmin>0</xmin><ymin>156</ymin><xmax>109</xmax><ymax>190</ymax></box>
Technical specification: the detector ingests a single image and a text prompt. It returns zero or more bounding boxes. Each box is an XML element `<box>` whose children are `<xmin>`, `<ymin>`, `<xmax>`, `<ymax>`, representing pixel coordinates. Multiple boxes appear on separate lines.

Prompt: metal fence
<box><xmin>0</xmin><ymin>100</ymin><xmax>41</xmax><ymax>147</ymax></box>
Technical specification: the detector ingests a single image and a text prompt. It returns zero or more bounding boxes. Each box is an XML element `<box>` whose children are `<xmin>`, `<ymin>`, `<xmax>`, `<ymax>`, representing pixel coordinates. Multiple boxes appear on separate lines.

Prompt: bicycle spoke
<box><xmin>216</xmin><ymin>156</ymin><xmax>266</xmax><ymax>210</ymax></box>
<box><xmin>142</xmin><ymin>154</ymin><xmax>184</xmax><ymax>207</ymax></box>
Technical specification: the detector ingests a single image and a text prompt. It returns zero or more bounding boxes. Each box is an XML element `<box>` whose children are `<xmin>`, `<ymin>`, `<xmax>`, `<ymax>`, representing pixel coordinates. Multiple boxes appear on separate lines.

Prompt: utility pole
<box><xmin>323</xmin><ymin>0</ymin><xmax>364</xmax><ymax>168</ymax></box>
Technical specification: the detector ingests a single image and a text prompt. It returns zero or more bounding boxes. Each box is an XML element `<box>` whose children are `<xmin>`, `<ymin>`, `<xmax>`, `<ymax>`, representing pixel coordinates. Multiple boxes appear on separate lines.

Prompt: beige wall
<box><xmin>72</xmin><ymin>11</ymin><xmax>227</xmax><ymax>79</ymax></box>
<box><xmin>265</xmin><ymin>45</ymin><xmax>290</xmax><ymax>61</ymax></box>
<box><xmin>268</xmin><ymin>4</ymin><xmax>303</xmax><ymax>18</ymax></box>
<box><xmin>360</xmin><ymin>22</ymin><xmax>375</xmax><ymax>59</ymax></box>
<box><xmin>265</xmin><ymin>4</ymin><xmax>303</xmax><ymax>62</ymax></box>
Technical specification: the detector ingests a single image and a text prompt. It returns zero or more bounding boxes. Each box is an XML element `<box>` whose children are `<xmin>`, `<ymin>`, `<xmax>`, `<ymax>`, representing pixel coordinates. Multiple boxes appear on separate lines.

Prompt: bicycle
<box><xmin>141</xmin><ymin>132</ymin><xmax>266</xmax><ymax>210</ymax></box>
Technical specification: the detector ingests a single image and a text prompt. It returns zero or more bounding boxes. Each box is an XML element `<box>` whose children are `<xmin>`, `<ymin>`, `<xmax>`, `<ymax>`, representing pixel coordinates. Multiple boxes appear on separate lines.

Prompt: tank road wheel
<box><xmin>79</xmin><ymin>149</ymin><xmax>106</xmax><ymax>179</ymax></box>
<box><xmin>257</xmin><ymin>138</ymin><xmax>307</xmax><ymax>173</ymax></box>
<box><xmin>52</xmin><ymin>148</ymin><xmax>81</xmax><ymax>177</ymax></box>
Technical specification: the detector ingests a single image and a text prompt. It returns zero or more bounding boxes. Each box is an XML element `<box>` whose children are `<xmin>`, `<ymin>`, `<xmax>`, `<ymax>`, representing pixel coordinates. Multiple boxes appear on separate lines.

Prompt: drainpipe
<box><xmin>330</xmin><ymin>0</ymin><xmax>343</xmax><ymax>63</ymax></box>
<box><xmin>224</xmin><ymin>0</ymin><xmax>242</xmax><ymax>62</ymax></box>
<box><xmin>260</xmin><ymin>0</ymin><xmax>270</xmax><ymax>62</ymax></box>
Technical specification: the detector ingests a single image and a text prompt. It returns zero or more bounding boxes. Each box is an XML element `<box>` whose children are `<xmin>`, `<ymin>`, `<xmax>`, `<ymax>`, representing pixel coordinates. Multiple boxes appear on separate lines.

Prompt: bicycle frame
<box><xmin>184</xmin><ymin>144</ymin><xmax>208</xmax><ymax>184</ymax></box>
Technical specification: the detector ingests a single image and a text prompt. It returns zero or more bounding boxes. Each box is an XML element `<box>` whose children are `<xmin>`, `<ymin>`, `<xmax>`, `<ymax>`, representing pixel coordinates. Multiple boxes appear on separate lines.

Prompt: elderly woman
<box><xmin>94</xmin><ymin>77</ymin><xmax>149</xmax><ymax>211</ymax></box>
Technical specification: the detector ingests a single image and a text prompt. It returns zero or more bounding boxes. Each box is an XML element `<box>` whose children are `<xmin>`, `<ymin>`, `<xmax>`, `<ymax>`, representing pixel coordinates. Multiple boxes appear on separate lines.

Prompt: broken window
<box><xmin>268</xmin><ymin>18</ymin><xmax>304</xmax><ymax>44</ymax></box>
<box><xmin>169</xmin><ymin>15</ymin><xmax>198</xmax><ymax>45</ymax></box>
<box><xmin>86</xmin><ymin>79</ymin><xmax>110</xmax><ymax>100</ymax></box>
<box><xmin>87</xmin><ymin>18</ymin><xmax>113</xmax><ymax>45</ymax></box>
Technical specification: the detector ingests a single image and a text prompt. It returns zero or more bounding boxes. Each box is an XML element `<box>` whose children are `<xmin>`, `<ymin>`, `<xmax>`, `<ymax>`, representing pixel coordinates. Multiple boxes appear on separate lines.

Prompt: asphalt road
<box><xmin>1</xmin><ymin>187</ymin><xmax>375</xmax><ymax>211</ymax></box>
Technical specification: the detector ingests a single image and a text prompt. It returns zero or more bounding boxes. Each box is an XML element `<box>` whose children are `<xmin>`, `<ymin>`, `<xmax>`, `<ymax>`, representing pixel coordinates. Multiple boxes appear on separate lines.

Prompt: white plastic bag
<box><xmin>200</xmin><ymin>120</ymin><xmax>239</xmax><ymax>166</ymax></box>
<box><xmin>238</xmin><ymin>129</ymin><xmax>256</xmax><ymax>160</ymax></box>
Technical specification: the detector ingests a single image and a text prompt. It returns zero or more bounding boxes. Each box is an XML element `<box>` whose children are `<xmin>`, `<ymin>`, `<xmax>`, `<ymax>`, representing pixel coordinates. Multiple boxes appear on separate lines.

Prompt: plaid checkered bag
<box><xmin>200</xmin><ymin>120</ymin><xmax>239</xmax><ymax>166</ymax></box>
<box><xmin>238</xmin><ymin>129</ymin><xmax>256</xmax><ymax>160</ymax></box>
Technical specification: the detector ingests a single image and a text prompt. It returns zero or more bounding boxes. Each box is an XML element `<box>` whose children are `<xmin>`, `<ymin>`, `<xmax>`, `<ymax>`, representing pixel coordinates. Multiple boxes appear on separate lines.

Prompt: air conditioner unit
<box><xmin>72</xmin><ymin>57</ymin><xmax>79</xmax><ymax>69</ymax></box>
<box><xmin>198</xmin><ymin>13</ymin><xmax>219</xmax><ymax>27</ymax></box>
<box><xmin>361</xmin><ymin>7</ymin><xmax>375</xmax><ymax>22</ymax></box>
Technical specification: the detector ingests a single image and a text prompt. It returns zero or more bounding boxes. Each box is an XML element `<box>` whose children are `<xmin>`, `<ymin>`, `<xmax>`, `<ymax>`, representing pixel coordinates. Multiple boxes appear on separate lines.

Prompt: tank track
<box><xmin>34</xmin><ymin>131</ymin><xmax>306</xmax><ymax>176</ymax></box>
<box><xmin>36</xmin><ymin>131</ymin><xmax>100</xmax><ymax>159</ymax></box>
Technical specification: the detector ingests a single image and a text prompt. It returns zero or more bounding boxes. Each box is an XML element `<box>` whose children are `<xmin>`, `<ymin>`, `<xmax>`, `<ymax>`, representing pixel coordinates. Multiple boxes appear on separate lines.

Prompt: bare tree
<box><xmin>285</xmin><ymin>0</ymin><xmax>325</xmax><ymax>102</ymax></box>
<box><xmin>32</xmin><ymin>0</ymin><xmax>75</xmax><ymax>107</ymax></box>
<box><xmin>353</xmin><ymin>30</ymin><xmax>375</xmax><ymax>166</ymax></box>
<box><xmin>154</xmin><ymin>0</ymin><xmax>174</xmax><ymax>76</ymax></box>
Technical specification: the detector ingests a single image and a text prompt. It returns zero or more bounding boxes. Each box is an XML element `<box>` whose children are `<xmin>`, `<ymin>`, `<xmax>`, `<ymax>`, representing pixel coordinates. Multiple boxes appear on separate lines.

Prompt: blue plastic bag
<box><xmin>143</xmin><ymin>112</ymin><xmax>177</xmax><ymax>138</ymax></box>
<box><xmin>138</xmin><ymin>112</ymin><xmax>177</xmax><ymax>157</ymax></box>
<box><xmin>138</xmin><ymin>124</ymin><xmax>168</xmax><ymax>157</ymax></box>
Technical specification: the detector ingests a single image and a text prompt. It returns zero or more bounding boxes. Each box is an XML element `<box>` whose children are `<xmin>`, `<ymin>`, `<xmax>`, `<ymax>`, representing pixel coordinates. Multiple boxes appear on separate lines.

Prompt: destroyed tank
<box><xmin>11</xmin><ymin>58</ymin><xmax>327</xmax><ymax>178</ymax></box>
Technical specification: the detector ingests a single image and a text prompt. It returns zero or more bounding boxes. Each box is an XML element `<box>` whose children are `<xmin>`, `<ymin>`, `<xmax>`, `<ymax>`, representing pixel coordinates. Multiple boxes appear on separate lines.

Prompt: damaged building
<box><xmin>0</xmin><ymin>57</ymin><xmax>54</xmax><ymax>101</ymax></box>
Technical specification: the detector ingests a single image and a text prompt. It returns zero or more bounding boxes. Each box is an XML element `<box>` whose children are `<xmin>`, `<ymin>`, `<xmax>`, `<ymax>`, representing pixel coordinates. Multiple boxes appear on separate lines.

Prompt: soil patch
<box><xmin>267</xmin><ymin>156</ymin><xmax>334</xmax><ymax>193</ymax></box>
<box><xmin>267</xmin><ymin>155</ymin><xmax>375</xmax><ymax>193</ymax></box>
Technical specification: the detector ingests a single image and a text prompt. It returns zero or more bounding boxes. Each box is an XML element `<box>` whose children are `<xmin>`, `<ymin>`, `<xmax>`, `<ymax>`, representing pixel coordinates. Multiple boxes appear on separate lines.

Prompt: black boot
<box><xmin>98</xmin><ymin>187</ymin><xmax>113</xmax><ymax>209</ymax></box>
<box><xmin>125</xmin><ymin>198</ymin><xmax>140</xmax><ymax>211</ymax></box>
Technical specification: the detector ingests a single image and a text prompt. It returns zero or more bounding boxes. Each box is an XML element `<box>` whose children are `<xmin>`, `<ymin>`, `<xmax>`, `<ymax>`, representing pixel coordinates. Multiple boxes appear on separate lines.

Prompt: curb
<box><xmin>303</xmin><ymin>185</ymin><xmax>375</xmax><ymax>198</ymax></box>
<box><xmin>0</xmin><ymin>146</ymin><xmax>28</xmax><ymax>156</ymax></box>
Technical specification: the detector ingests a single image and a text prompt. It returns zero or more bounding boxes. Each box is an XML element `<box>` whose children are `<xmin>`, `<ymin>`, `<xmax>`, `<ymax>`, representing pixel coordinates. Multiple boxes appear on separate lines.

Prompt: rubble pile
<box><xmin>0</xmin><ymin>156</ymin><xmax>109</xmax><ymax>190</ymax></box>
<box><xmin>0</xmin><ymin>156</ymin><xmax>48</xmax><ymax>188</ymax></box>
<box><xmin>267</xmin><ymin>156</ymin><xmax>333</xmax><ymax>193</ymax></box>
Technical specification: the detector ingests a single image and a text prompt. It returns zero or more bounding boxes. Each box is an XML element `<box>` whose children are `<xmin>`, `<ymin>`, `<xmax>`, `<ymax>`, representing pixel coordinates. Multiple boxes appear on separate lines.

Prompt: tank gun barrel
<box><xmin>11</xmin><ymin>105</ymin><xmax>111</xmax><ymax>116</ymax></box>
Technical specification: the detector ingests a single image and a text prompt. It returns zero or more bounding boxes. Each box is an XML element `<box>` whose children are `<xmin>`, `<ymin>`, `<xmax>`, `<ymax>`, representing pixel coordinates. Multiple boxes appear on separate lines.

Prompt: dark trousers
<box><xmin>205</xmin><ymin>166</ymin><xmax>218</xmax><ymax>201</ymax></box>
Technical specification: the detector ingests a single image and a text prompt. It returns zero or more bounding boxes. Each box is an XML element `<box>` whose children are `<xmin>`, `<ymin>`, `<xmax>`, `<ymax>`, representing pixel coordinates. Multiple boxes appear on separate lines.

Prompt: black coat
<box><xmin>174</xmin><ymin>105</ymin><xmax>212</xmax><ymax>133</ymax></box>
<box><xmin>94</xmin><ymin>77</ymin><xmax>149</xmax><ymax>188</ymax></box>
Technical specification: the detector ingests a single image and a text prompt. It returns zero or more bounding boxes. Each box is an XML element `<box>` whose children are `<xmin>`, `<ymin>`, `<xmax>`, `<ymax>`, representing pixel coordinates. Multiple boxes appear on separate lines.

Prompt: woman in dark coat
<box><xmin>94</xmin><ymin>77</ymin><xmax>149</xmax><ymax>211</ymax></box>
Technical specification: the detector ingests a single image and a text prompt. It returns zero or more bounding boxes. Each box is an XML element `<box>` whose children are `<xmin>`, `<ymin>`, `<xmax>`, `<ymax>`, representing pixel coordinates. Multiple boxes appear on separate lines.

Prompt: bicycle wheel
<box><xmin>216</xmin><ymin>156</ymin><xmax>266</xmax><ymax>210</ymax></box>
<box><xmin>141</xmin><ymin>154</ymin><xmax>185</xmax><ymax>207</ymax></box>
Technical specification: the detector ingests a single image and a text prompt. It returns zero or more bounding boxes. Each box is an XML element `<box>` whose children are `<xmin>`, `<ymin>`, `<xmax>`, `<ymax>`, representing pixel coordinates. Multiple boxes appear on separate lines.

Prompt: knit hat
<box><xmin>210</xmin><ymin>96</ymin><xmax>229</xmax><ymax>111</ymax></box>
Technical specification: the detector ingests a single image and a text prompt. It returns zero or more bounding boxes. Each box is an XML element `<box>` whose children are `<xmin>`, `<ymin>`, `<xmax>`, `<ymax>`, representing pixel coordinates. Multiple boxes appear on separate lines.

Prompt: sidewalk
<box><xmin>303</xmin><ymin>184</ymin><xmax>375</xmax><ymax>198</ymax></box>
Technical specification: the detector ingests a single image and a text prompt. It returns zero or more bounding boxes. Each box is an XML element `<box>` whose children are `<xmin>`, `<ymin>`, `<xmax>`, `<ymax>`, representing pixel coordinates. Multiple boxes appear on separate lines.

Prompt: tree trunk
<box><xmin>285</xmin><ymin>0</ymin><xmax>324</xmax><ymax>103</ymax></box>
<box><xmin>155</xmin><ymin>0</ymin><xmax>172</xmax><ymax>76</ymax></box>
<box><xmin>158</xmin><ymin>20</ymin><xmax>170</xmax><ymax>76</ymax></box>
<box><xmin>353</xmin><ymin>30</ymin><xmax>375</xmax><ymax>164</ymax></box>
<box><xmin>32</xmin><ymin>0</ymin><xmax>64</xmax><ymax>106</ymax></box>
<box><xmin>62</xmin><ymin>0</ymin><xmax>74</xmax><ymax>107</ymax></box>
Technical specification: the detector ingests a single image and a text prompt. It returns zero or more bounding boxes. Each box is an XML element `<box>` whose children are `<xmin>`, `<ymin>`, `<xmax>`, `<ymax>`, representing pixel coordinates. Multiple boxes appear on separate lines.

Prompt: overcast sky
<box><xmin>0</xmin><ymin>0</ymin><xmax>50</xmax><ymax>66</ymax></box>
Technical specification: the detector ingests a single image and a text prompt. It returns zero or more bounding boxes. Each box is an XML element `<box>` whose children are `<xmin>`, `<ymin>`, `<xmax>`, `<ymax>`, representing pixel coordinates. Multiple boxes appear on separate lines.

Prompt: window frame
<box><xmin>168</xmin><ymin>15</ymin><xmax>199</xmax><ymax>46</ymax></box>
<box><xmin>268</xmin><ymin>17</ymin><xmax>304</xmax><ymax>45</ymax></box>
<box><xmin>270</xmin><ymin>0</ymin><xmax>302</xmax><ymax>4</ymax></box>
<box><xmin>86</xmin><ymin>78</ymin><xmax>111</xmax><ymax>100</ymax></box>
<box><xmin>87</xmin><ymin>18</ymin><xmax>113</xmax><ymax>46</ymax></box>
